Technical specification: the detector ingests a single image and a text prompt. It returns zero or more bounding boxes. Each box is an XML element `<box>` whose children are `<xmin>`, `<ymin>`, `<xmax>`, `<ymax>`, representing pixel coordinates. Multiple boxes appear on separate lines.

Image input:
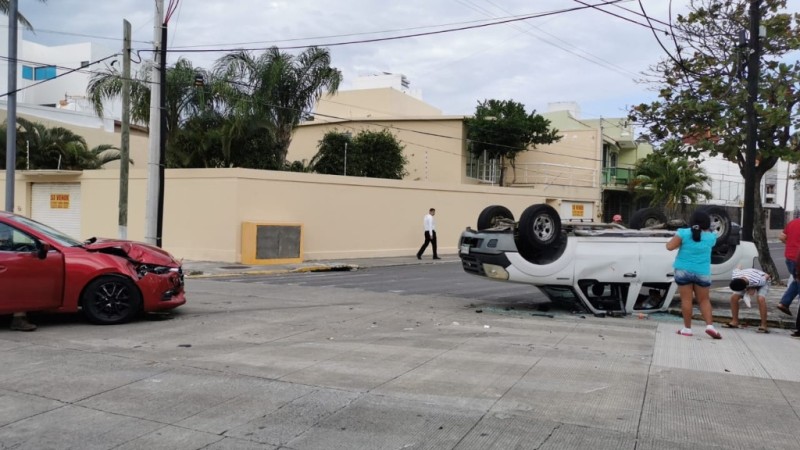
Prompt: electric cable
<box><xmin>135</xmin><ymin>1</ymin><xmax>628</xmax><ymax>54</ymax></box>
<box><xmin>0</xmin><ymin>53</ymin><xmax>120</xmax><ymax>99</ymax></box>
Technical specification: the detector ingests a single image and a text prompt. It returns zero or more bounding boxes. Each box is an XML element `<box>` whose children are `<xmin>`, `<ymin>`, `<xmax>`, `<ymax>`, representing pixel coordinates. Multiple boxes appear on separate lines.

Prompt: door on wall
<box><xmin>31</xmin><ymin>183</ymin><xmax>82</xmax><ymax>239</ymax></box>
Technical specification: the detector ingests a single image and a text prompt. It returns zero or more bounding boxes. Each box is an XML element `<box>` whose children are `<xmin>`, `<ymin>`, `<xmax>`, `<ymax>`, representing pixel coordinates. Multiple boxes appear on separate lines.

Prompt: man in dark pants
<box><xmin>416</xmin><ymin>208</ymin><xmax>440</xmax><ymax>260</ymax></box>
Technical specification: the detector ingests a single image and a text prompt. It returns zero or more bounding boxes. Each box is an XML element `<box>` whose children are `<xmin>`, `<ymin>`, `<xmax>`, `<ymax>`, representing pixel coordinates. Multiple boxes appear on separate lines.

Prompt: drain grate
<box><xmin>220</xmin><ymin>265</ymin><xmax>251</xmax><ymax>270</ymax></box>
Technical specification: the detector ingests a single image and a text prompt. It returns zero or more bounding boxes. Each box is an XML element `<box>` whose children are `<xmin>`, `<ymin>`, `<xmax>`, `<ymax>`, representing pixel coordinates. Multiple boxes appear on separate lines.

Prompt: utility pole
<box><xmin>119</xmin><ymin>20</ymin><xmax>131</xmax><ymax>239</ymax></box>
<box><xmin>742</xmin><ymin>0</ymin><xmax>762</xmax><ymax>242</ymax></box>
<box><xmin>145</xmin><ymin>0</ymin><xmax>164</xmax><ymax>246</ymax></box>
<box><xmin>157</xmin><ymin>21</ymin><xmax>168</xmax><ymax>248</ymax></box>
<box><xmin>4</xmin><ymin>0</ymin><xmax>18</xmax><ymax>212</ymax></box>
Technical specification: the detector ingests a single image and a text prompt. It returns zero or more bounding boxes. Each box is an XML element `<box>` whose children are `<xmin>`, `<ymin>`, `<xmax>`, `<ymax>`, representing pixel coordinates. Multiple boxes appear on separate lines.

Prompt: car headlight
<box><xmin>482</xmin><ymin>263</ymin><xmax>509</xmax><ymax>280</ymax></box>
<box><xmin>136</xmin><ymin>264</ymin><xmax>175</xmax><ymax>278</ymax></box>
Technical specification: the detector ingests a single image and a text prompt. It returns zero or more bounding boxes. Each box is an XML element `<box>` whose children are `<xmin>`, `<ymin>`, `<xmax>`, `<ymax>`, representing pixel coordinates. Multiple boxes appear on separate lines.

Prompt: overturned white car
<box><xmin>458</xmin><ymin>204</ymin><xmax>758</xmax><ymax>316</ymax></box>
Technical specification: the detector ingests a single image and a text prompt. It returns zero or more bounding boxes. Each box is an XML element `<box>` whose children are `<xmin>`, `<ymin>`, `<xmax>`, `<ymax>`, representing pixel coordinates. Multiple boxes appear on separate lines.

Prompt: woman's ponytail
<box><xmin>688</xmin><ymin>211</ymin><xmax>711</xmax><ymax>242</ymax></box>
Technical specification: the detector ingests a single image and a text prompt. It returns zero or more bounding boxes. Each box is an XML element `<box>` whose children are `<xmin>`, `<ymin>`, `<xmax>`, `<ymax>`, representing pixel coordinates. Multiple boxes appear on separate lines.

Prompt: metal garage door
<box><xmin>31</xmin><ymin>183</ymin><xmax>82</xmax><ymax>239</ymax></box>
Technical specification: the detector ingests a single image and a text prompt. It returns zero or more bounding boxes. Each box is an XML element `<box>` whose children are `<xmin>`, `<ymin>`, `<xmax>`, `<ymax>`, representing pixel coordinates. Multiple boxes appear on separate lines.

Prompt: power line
<box><xmin>0</xmin><ymin>53</ymin><xmax>120</xmax><ymax>99</ymax></box>
<box><xmin>136</xmin><ymin>1</ymin><xmax>628</xmax><ymax>54</ymax></box>
<box><xmin>455</xmin><ymin>0</ymin><xmax>640</xmax><ymax>79</ymax></box>
<box><xmin>8</xmin><ymin>24</ymin><xmax>152</xmax><ymax>45</ymax></box>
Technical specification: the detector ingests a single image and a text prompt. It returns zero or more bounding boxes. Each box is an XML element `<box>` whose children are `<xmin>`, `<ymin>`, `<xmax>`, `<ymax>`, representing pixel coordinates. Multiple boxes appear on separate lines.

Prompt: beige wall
<box><xmin>314</xmin><ymin>88</ymin><xmax>442</xmax><ymax>121</ymax></box>
<box><xmin>512</xmin><ymin>128</ymin><xmax>601</xmax><ymax>190</ymax></box>
<box><xmin>2</xmin><ymin>169</ymin><xmax>582</xmax><ymax>263</ymax></box>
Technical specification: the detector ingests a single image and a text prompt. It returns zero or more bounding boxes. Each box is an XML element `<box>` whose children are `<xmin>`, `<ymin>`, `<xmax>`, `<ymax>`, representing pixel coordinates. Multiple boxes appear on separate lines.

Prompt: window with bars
<box><xmin>466</xmin><ymin>150</ymin><xmax>500</xmax><ymax>184</ymax></box>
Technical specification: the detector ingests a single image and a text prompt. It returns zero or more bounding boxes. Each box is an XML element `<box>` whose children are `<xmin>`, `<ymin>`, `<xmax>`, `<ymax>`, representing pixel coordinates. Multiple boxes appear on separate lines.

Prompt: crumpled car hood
<box><xmin>84</xmin><ymin>239</ymin><xmax>181</xmax><ymax>266</ymax></box>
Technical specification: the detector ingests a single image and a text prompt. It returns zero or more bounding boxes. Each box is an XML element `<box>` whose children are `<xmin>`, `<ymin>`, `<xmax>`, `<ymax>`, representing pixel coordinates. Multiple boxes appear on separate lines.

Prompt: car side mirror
<box><xmin>37</xmin><ymin>242</ymin><xmax>51</xmax><ymax>260</ymax></box>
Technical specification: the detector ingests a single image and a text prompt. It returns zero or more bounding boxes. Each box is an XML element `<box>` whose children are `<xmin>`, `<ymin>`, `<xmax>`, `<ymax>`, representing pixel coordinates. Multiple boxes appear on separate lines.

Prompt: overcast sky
<box><xmin>15</xmin><ymin>0</ymin><xmax>799</xmax><ymax>120</ymax></box>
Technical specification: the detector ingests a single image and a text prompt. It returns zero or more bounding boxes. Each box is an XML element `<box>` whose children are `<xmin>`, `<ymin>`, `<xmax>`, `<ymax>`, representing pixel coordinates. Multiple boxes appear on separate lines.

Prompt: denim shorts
<box><xmin>673</xmin><ymin>269</ymin><xmax>712</xmax><ymax>287</ymax></box>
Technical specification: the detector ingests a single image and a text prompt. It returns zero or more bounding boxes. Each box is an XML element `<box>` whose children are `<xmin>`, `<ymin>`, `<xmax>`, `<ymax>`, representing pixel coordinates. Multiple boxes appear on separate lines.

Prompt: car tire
<box><xmin>81</xmin><ymin>275</ymin><xmax>143</xmax><ymax>325</ymax></box>
<box><xmin>629</xmin><ymin>208</ymin><xmax>668</xmax><ymax>229</ymax></box>
<box><xmin>697</xmin><ymin>205</ymin><xmax>731</xmax><ymax>246</ymax></box>
<box><xmin>518</xmin><ymin>204</ymin><xmax>562</xmax><ymax>249</ymax></box>
<box><xmin>477</xmin><ymin>205</ymin><xmax>514</xmax><ymax>230</ymax></box>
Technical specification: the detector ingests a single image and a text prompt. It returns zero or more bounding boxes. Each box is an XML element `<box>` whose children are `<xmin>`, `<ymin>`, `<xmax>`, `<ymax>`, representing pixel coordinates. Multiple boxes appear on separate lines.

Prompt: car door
<box><xmin>573</xmin><ymin>237</ymin><xmax>640</xmax><ymax>312</ymax></box>
<box><xmin>0</xmin><ymin>224</ymin><xmax>64</xmax><ymax>314</ymax></box>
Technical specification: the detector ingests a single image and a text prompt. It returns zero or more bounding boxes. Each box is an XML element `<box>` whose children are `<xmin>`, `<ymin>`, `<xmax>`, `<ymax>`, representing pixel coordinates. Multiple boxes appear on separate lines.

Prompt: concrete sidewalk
<box><xmin>183</xmin><ymin>255</ymin><xmax>799</xmax><ymax>331</ymax></box>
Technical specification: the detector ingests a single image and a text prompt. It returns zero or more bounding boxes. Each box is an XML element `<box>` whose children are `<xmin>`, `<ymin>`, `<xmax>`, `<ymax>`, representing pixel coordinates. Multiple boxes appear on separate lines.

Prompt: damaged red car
<box><xmin>0</xmin><ymin>211</ymin><xmax>185</xmax><ymax>325</ymax></box>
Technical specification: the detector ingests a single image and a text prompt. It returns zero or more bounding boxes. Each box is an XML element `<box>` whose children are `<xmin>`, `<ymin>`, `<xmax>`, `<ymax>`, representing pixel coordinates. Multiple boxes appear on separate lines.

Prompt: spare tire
<box><xmin>629</xmin><ymin>208</ymin><xmax>668</xmax><ymax>230</ymax></box>
<box><xmin>477</xmin><ymin>205</ymin><xmax>514</xmax><ymax>230</ymax></box>
<box><xmin>697</xmin><ymin>205</ymin><xmax>731</xmax><ymax>246</ymax></box>
<box><xmin>518</xmin><ymin>204</ymin><xmax>561</xmax><ymax>249</ymax></box>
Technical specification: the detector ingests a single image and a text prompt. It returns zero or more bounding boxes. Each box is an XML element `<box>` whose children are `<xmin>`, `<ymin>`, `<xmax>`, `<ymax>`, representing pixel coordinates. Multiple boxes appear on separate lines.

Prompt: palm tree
<box><xmin>87</xmin><ymin>64</ymin><xmax>152</xmax><ymax>125</ymax></box>
<box><xmin>17</xmin><ymin>118</ymin><xmax>88</xmax><ymax>169</ymax></box>
<box><xmin>13</xmin><ymin>118</ymin><xmax>129</xmax><ymax>170</ymax></box>
<box><xmin>1</xmin><ymin>0</ymin><xmax>48</xmax><ymax>31</ymax></box>
<box><xmin>633</xmin><ymin>151</ymin><xmax>712</xmax><ymax>217</ymax></box>
<box><xmin>89</xmin><ymin>144</ymin><xmax>132</xmax><ymax>168</ymax></box>
<box><xmin>214</xmin><ymin>46</ymin><xmax>342</xmax><ymax>166</ymax></box>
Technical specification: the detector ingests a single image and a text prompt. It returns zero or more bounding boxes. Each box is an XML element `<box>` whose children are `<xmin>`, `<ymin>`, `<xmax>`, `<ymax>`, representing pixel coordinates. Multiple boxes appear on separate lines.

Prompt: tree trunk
<box><xmin>498</xmin><ymin>155</ymin><xmax>506</xmax><ymax>187</ymax></box>
<box><xmin>751</xmin><ymin>182</ymin><xmax>781</xmax><ymax>282</ymax></box>
<box><xmin>276</xmin><ymin>125</ymin><xmax>293</xmax><ymax>168</ymax></box>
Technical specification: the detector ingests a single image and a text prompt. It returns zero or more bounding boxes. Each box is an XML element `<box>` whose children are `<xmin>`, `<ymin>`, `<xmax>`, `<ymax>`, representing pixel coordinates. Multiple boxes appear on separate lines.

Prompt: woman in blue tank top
<box><xmin>666</xmin><ymin>210</ymin><xmax>721</xmax><ymax>339</ymax></box>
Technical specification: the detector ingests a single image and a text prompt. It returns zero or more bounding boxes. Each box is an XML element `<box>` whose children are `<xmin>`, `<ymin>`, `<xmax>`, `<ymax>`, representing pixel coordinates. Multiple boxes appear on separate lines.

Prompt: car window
<box><xmin>8</xmin><ymin>215</ymin><xmax>82</xmax><ymax>247</ymax></box>
<box><xmin>0</xmin><ymin>223</ymin><xmax>36</xmax><ymax>252</ymax></box>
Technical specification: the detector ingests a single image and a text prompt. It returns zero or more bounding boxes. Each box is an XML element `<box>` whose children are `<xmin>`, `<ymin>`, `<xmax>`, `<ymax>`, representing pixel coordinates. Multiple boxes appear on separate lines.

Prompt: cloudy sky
<box><xmin>15</xmin><ymin>0</ymin><xmax>798</xmax><ymax>120</ymax></box>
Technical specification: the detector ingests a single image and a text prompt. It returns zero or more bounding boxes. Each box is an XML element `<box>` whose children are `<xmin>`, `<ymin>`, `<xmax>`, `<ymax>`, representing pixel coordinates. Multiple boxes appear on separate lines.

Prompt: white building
<box><xmin>700</xmin><ymin>155</ymin><xmax>796</xmax><ymax>218</ymax></box>
<box><xmin>0</xmin><ymin>18</ymin><xmax>128</xmax><ymax>120</ymax></box>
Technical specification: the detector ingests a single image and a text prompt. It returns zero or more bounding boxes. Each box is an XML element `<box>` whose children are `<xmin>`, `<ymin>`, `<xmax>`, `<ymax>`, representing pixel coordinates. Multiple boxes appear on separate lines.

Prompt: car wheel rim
<box><xmin>533</xmin><ymin>214</ymin><xmax>554</xmax><ymax>242</ymax></box>
<box><xmin>89</xmin><ymin>281</ymin><xmax>132</xmax><ymax>321</ymax></box>
<box><xmin>709</xmin><ymin>214</ymin><xmax>728</xmax><ymax>238</ymax></box>
<box><xmin>643</xmin><ymin>217</ymin><xmax>662</xmax><ymax>227</ymax></box>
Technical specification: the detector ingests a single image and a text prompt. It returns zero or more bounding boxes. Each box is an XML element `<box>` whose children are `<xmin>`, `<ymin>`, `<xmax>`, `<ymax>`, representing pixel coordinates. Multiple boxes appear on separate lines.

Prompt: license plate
<box><xmin>460</xmin><ymin>244</ymin><xmax>470</xmax><ymax>254</ymax></box>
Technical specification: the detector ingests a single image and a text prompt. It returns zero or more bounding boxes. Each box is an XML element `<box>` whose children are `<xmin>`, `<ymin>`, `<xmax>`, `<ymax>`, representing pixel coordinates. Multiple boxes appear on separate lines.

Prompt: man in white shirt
<box><xmin>416</xmin><ymin>208</ymin><xmax>440</xmax><ymax>260</ymax></box>
<box><xmin>724</xmin><ymin>267</ymin><xmax>770</xmax><ymax>333</ymax></box>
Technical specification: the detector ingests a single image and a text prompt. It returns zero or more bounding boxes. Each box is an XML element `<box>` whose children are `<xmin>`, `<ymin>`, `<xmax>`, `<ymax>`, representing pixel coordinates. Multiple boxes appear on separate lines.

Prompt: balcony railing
<box><xmin>602</xmin><ymin>167</ymin><xmax>634</xmax><ymax>186</ymax></box>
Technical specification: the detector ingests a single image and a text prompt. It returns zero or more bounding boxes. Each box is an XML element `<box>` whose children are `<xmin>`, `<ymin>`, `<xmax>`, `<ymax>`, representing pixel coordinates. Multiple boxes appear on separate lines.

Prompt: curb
<box><xmin>185</xmin><ymin>263</ymin><xmax>359</xmax><ymax>279</ymax></box>
<box><xmin>665</xmin><ymin>309</ymin><xmax>796</xmax><ymax>329</ymax></box>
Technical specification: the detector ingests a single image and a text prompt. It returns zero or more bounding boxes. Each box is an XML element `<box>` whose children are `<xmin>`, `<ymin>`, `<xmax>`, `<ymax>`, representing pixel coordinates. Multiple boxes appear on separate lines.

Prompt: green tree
<box><xmin>464</xmin><ymin>99</ymin><xmax>561</xmax><ymax>186</ymax></box>
<box><xmin>87</xmin><ymin>64</ymin><xmax>152</xmax><ymax>126</ymax></box>
<box><xmin>632</xmin><ymin>151</ymin><xmax>712</xmax><ymax>216</ymax></box>
<box><xmin>629</xmin><ymin>0</ymin><xmax>799</xmax><ymax>280</ymax></box>
<box><xmin>354</xmin><ymin>129</ymin><xmax>407</xmax><ymax>179</ymax></box>
<box><xmin>310</xmin><ymin>130</ymin><xmax>407</xmax><ymax>179</ymax></box>
<box><xmin>87</xmin><ymin>144</ymin><xmax>131</xmax><ymax>169</ymax></box>
<box><xmin>214</xmin><ymin>46</ymin><xmax>342</xmax><ymax>167</ymax></box>
<box><xmin>16</xmin><ymin>118</ymin><xmax>88</xmax><ymax>170</ymax></box>
<box><xmin>0</xmin><ymin>118</ymin><xmax>122</xmax><ymax>170</ymax></box>
<box><xmin>309</xmin><ymin>131</ymin><xmax>351</xmax><ymax>176</ymax></box>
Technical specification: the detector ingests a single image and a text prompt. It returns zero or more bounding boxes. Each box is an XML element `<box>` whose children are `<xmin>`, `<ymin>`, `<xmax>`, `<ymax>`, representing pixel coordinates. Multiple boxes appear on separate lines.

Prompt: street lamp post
<box><xmin>343</xmin><ymin>131</ymin><xmax>352</xmax><ymax>176</ymax></box>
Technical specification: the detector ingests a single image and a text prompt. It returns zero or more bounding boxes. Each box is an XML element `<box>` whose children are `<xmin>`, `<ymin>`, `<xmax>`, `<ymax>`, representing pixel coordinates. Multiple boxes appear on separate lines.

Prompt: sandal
<box><xmin>676</xmin><ymin>329</ymin><xmax>693</xmax><ymax>337</ymax></box>
<box><xmin>722</xmin><ymin>323</ymin><xmax>739</xmax><ymax>329</ymax></box>
<box><xmin>705</xmin><ymin>328</ymin><xmax>722</xmax><ymax>339</ymax></box>
<box><xmin>757</xmin><ymin>327</ymin><xmax>770</xmax><ymax>334</ymax></box>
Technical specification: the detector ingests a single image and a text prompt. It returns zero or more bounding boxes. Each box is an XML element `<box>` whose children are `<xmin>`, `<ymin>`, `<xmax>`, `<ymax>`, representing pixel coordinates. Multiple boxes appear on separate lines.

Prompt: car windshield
<box><xmin>9</xmin><ymin>215</ymin><xmax>83</xmax><ymax>247</ymax></box>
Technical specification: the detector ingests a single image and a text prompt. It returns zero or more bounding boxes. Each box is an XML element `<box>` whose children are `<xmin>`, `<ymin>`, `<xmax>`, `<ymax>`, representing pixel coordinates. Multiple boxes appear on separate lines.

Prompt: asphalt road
<box><xmin>207</xmin><ymin>262</ymin><xmax>559</xmax><ymax>315</ymax></box>
<box><xmin>206</xmin><ymin>241</ymin><xmax>791</xmax><ymax>314</ymax></box>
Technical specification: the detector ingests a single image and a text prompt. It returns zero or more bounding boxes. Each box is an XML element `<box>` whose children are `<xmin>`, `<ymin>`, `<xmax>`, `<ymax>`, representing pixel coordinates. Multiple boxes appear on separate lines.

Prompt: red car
<box><xmin>0</xmin><ymin>211</ymin><xmax>186</xmax><ymax>325</ymax></box>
